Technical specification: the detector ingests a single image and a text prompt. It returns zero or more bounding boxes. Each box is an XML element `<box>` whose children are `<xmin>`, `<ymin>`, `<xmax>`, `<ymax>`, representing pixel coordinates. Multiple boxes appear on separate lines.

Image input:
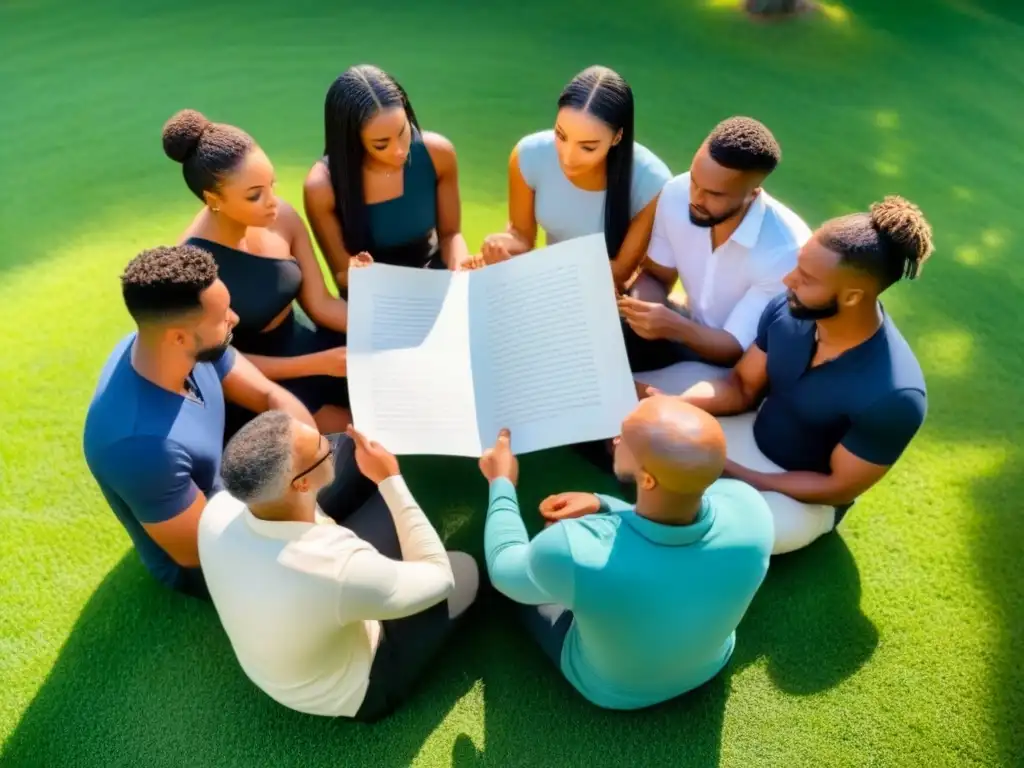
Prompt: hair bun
<box><xmin>162</xmin><ymin>109</ymin><xmax>211</xmax><ymax>163</ymax></box>
<box><xmin>869</xmin><ymin>195</ymin><xmax>934</xmax><ymax>274</ymax></box>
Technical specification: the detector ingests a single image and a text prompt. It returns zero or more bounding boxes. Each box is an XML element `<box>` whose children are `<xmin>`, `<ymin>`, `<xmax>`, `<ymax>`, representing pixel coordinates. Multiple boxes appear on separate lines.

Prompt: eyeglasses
<box><xmin>292</xmin><ymin>437</ymin><xmax>334</xmax><ymax>484</ymax></box>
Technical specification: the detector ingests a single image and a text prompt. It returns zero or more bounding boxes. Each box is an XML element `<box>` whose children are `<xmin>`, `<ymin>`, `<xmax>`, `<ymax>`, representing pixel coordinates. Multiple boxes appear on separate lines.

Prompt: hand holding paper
<box><xmin>346</xmin><ymin>234</ymin><xmax>638</xmax><ymax>457</ymax></box>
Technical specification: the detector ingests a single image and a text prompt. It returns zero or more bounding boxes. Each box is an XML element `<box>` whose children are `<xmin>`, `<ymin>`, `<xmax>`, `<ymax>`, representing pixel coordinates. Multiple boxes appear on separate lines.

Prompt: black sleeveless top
<box><xmin>185</xmin><ymin>237</ymin><xmax>302</xmax><ymax>341</ymax></box>
<box><xmin>326</xmin><ymin>128</ymin><xmax>439</xmax><ymax>268</ymax></box>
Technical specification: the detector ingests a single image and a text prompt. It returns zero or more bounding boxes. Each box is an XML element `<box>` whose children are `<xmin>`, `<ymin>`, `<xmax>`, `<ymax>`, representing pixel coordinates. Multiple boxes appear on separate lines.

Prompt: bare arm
<box><xmin>728</xmin><ymin>446</ymin><xmax>890</xmax><ymax>507</ymax></box>
<box><xmin>143</xmin><ymin>490</ymin><xmax>207</xmax><ymax>568</ymax></box>
<box><xmin>303</xmin><ymin>161</ymin><xmax>355</xmax><ymax>290</ymax></box>
<box><xmin>729</xmin><ymin>388</ymin><xmax>926</xmax><ymax>506</ymax></box>
<box><xmin>679</xmin><ymin>344</ymin><xmax>769</xmax><ymax>415</ymax></box>
<box><xmin>619</xmin><ymin>296</ymin><xmax>744</xmax><ymax>365</ymax></box>
<box><xmin>240</xmin><ymin>352</ymin><xmax>326</xmax><ymax>381</ymax></box>
<box><xmin>667</xmin><ymin>317</ymin><xmax>745</xmax><ymax>366</ymax></box>
<box><xmin>95</xmin><ymin>437</ymin><xmax>210</xmax><ymax>569</ymax></box>
<box><xmin>282</xmin><ymin>201</ymin><xmax>349</xmax><ymax>332</ymax></box>
<box><xmin>610</xmin><ymin>193</ymin><xmax>660</xmax><ymax>289</ymax></box>
<box><xmin>482</xmin><ymin>146</ymin><xmax>536</xmax><ymax>259</ymax></box>
<box><xmin>424</xmin><ymin>132</ymin><xmax>470</xmax><ymax>269</ymax></box>
<box><xmin>222</xmin><ymin>351</ymin><xmax>316</xmax><ymax>428</ymax></box>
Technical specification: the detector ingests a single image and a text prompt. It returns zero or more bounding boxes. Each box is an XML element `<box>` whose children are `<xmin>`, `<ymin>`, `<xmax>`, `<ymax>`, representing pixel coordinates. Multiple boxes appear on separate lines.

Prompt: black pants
<box><xmin>317</xmin><ymin>434</ymin><xmax>474</xmax><ymax>723</ymax></box>
<box><xmin>622</xmin><ymin>320</ymin><xmax>699</xmax><ymax>373</ymax></box>
<box><xmin>519</xmin><ymin>602</ymin><xmax>575</xmax><ymax>668</ymax></box>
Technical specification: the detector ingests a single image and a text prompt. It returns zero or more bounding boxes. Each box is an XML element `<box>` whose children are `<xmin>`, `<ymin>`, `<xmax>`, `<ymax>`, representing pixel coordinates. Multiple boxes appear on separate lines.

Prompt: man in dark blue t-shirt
<box><xmin>84</xmin><ymin>245</ymin><xmax>318</xmax><ymax>596</ymax></box>
<box><xmin>668</xmin><ymin>196</ymin><xmax>933</xmax><ymax>554</ymax></box>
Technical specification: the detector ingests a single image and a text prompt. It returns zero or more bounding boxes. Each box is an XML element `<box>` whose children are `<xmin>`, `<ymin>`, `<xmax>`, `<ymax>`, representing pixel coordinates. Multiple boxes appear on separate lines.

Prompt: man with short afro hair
<box><xmin>620</xmin><ymin>115</ymin><xmax>810</xmax><ymax>382</ymax></box>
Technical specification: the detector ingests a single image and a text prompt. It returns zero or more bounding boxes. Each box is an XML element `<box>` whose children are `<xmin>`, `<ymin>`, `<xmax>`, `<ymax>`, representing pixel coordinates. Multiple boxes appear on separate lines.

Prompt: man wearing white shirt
<box><xmin>619</xmin><ymin>117</ymin><xmax>810</xmax><ymax>389</ymax></box>
<box><xmin>198</xmin><ymin>411</ymin><xmax>478</xmax><ymax>722</ymax></box>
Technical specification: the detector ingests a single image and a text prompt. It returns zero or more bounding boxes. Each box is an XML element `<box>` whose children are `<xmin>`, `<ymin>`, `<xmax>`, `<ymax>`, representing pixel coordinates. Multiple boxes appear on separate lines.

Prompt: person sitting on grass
<box><xmin>651</xmin><ymin>196</ymin><xmax>933</xmax><ymax>555</ymax></box>
<box><xmin>198</xmin><ymin>412</ymin><xmax>478</xmax><ymax>722</ymax></box>
<box><xmin>618</xmin><ymin>116</ymin><xmax>810</xmax><ymax>375</ymax></box>
<box><xmin>164</xmin><ymin>108</ymin><xmax>354</xmax><ymax>440</ymax></box>
<box><xmin>83</xmin><ymin>245</ymin><xmax>318</xmax><ymax>599</ymax></box>
<box><xmin>478</xmin><ymin>398</ymin><xmax>772</xmax><ymax>710</ymax></box>
<box><xmin>303</xmin><ymin>64</ymin><xmax>472</xmax><ymax>288</ymax></box>
<box><xmin>476</xmin><ymin>65</ymin><xmax>672</xmax><ymax>293</ymax></box>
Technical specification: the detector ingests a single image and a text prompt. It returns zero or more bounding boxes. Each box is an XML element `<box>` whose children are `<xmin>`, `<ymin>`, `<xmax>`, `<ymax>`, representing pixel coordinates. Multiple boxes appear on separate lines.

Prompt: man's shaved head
<box><xmin>614</xmin><ymin>396</ymin><xmax>726</xmax><ymax>496</ymax></box>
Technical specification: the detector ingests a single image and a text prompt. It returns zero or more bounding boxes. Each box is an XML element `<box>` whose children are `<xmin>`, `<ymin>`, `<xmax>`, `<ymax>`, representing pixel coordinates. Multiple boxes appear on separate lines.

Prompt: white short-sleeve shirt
<box><xmin>648</xmin><ymin>173</ymin><xmax>811</xmax><ymax>350</ymax></box>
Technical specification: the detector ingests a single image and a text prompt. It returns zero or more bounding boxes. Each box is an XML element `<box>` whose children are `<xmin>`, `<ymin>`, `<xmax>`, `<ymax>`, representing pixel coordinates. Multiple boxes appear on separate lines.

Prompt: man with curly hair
<box><xmin>83</xmin><ymin>244</ymin><xmax>325</xmax><ymax>597</ymax></box>
<box><xmin>619</xmin><ymin>116</ymin><xmax>810</xmax><ymax>377</ymax></box>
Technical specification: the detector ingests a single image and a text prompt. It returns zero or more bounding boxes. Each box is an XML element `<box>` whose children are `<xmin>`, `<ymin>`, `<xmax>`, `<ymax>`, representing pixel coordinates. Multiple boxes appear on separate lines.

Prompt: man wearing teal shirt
<box><xmin>479</xmin><ymin>397</ymin><xmax>774</xmax><ymax>710</ymax></box>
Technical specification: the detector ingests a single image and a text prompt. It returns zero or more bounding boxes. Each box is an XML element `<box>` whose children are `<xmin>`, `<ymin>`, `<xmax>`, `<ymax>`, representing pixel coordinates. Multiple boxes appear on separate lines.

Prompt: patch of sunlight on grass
<box><xmin>414</xmin><ymin>680</ymin><xmax>486</xmax><ymax>764</ymax></box>
<box><xmin>943</xmin><ymin>0</ymin><xmax>1011</xmax><ymax>25</ymax></box>
<box><xmin>874</xmin><ymin>111</ymin><xmax>900</xmax><ymax>130</ymax></box>
<box><xmin>818</xmin><ymin>1</ymin><xmax>851</xmax><ymax>24</ymax></box>
<box><xmin>915</xmin><ymin>328</ymin><xmax>974</xmax><ymax>377</ymax></box>
<box><xmin>873</xmin><ymin>159</ymin><xmax>901</xmax><ymax>178</ymax></box>
<box><xmin>981</xmin><ymin>229</ymin><xmax>1007</xmax><ymax>249</ymax></box>
<box><xmin>952</xmin><ymin>186</ymin><xmax>973</xmax><ymax>201</ymax></box>
<box><xmin>440</xmin><ymin>506</ymin><xmax>475</xmax><ymax>543</ymax></box>
<box><xmin>955</xmin><ymin>245</ymin><xmax>982</xmax><ymax>266</ymax></box>
<box><xmin>704</xmin><ymin>0</ymin><xmax>742</xmax><ymax>8</ymax></box>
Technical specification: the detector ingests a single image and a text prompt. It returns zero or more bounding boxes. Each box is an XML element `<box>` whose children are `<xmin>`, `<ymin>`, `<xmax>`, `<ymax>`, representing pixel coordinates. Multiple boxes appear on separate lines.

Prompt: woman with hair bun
<box><xmin>303</xmin><ymin>64</ymin><xmax>470</xmax><ymax>290</ymax></box>
<box><xmin>479</xmin><ymin>65</ymin><xmax>672</xmax><ymax>290</ymax></box>
<box><xmin>163</xmin><ymin>108</ymin><xmax>356</xmax><ymax>438</ymax></box>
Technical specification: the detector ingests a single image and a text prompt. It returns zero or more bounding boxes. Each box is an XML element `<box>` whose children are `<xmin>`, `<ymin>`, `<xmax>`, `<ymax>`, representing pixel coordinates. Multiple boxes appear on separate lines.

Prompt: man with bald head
<box><xmin>479</xmin><ymin>398</ymin><xmax>774</xmax><ymax>710</ymax></box>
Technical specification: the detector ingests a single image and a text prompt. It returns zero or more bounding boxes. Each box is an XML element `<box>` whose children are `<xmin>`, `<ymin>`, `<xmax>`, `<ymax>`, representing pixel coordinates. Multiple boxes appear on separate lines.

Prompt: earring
<box><xmin>210</xmin><ymin>206</ymin><xmax>220</xmax><ymax>214</ymax></box>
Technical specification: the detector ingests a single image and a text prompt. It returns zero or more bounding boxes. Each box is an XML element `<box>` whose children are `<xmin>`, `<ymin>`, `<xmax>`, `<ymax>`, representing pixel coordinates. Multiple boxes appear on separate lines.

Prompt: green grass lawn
<box><xmin>2</xmin><ymin>0</ymin><xmax>1022</xmax><ymax>765</ymax></box>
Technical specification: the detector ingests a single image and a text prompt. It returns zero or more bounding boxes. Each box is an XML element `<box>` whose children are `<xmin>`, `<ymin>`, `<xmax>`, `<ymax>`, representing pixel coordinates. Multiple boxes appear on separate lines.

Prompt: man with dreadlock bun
<box><xmin>654</xmin><ymin>196</ymin><xmax>934</xmax><ymax>554</ymax></box>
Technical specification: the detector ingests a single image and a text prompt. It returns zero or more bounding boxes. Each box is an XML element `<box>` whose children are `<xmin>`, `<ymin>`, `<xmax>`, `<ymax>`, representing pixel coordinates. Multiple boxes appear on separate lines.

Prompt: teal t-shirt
<box><xmin>515</xmin><ymin>129</ymin><xmax>671</xmax><ymax>246</ymax></box>
<box><xmin>484</xmin><ymin>478</ymin><xmax>773</xmax><ymax>710</ymax></box>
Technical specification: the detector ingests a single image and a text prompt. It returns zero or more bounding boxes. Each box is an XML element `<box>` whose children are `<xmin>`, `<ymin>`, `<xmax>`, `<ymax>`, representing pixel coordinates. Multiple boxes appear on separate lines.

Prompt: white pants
<box><xmin>636</xmin><ymin>362</ymin><xmax>837</xmax><ymax>555</ymax></box>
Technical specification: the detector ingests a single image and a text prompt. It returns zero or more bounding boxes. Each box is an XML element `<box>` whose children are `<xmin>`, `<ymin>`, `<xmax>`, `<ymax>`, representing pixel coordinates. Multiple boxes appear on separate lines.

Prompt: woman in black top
<box><xmin>303</xmin><ymin>64</ymin><xmax>470</xmax><ymax>291</ymax></box>
<box><xmin>163</xmin><ymin>108</ymin><xmax>356</xmax><ymax>437</ymax></box>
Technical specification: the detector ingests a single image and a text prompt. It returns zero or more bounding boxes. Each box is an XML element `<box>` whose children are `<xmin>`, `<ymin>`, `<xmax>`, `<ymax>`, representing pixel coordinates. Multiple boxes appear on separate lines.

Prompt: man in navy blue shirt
<box><xmin>662</xmin><ymin>196</ymin><xmax>934</xmax><ymax>554</ymax></box>
<box><xmin>83</xmin><ymin>244</ymin><xmax>319</xmax><ymax>596</ymax></box>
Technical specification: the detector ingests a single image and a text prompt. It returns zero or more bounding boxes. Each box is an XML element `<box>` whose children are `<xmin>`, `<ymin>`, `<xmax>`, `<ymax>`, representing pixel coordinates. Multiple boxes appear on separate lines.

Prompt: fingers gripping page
<box><xmin>470</xmin><ymin>234</ymin><xmax>638</xmax><ymax>454</ymax></box>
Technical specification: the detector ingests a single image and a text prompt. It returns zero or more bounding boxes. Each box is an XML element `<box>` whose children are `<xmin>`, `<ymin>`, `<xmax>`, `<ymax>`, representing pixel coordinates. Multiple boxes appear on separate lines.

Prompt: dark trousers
<box><xmin>622</xmin><ymin>320</ymin><xmax>699</xmax><ymax>373</ymax></box>
<box><xmin>317</xmin><ymin>433</ymin><xmax>474</xmax><ymax>723</ymax></box>
<box><xmin>519</xmin><ymin>602</ymin><xmax>575</xmax><ymax>668</ymax></box>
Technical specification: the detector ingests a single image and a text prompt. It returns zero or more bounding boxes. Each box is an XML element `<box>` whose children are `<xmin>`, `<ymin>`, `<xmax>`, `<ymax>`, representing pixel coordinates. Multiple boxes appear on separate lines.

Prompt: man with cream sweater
<box><xmin>198</xmin><ymin>412</ymin><xmax>478</xmax><ymax>721</ymax></box>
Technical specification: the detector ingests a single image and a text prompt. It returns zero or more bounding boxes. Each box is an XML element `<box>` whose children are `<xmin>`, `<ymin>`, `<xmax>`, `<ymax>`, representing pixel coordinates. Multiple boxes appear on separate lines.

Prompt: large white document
<box><xmin>346</xmin><ymin>234</ymin><xmax>638</xmax><ymax>456</ymax></box>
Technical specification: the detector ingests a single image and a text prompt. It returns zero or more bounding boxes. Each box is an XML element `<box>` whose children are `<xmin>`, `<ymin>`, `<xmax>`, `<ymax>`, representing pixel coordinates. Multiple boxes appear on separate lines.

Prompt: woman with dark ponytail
<box><xmin>304</xmin><ymin>65</ymin><xmax>470</xmax><ymax>290</ymax></box>
<box><xmin>480</xmin><ymin>66</ymin><xmax>671</xmax><ymax>290</ymax></box>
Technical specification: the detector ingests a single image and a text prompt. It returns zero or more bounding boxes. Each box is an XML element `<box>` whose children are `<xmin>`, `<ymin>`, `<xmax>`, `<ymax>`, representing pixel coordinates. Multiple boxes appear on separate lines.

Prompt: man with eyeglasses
<box><xmin>197</xmin><ymin>411</ymin><xmax>479</xmax><ymax>721</ymax></box>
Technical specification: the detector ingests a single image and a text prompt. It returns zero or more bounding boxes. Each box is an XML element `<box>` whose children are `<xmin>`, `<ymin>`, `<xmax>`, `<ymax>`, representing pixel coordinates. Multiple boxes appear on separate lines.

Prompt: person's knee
<box><xmin>766</xmin><ymin>495</ymin><xmax>835</xmax><ymax>555</ymax></box>
<box><xmin>446</xmin><ymin>551</ymin><xmax>479</xmax><ymax>619</ymax></box>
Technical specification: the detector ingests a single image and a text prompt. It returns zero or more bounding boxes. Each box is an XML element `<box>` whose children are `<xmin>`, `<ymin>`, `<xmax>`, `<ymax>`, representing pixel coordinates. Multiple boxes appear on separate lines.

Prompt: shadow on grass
<box><xmin>0</xmin><ymin>553</ymin><xmax>482</xmax><ymax>768</ymax></box>
<box><xmin>0</xmin><ymin>448</ymin><xmax>875</xmax><ymax>768</ymax></box>
<box><xmin>447</xmin><ymin>533</ymin><xmax>874</xmax><ymax>768</ymax></box>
